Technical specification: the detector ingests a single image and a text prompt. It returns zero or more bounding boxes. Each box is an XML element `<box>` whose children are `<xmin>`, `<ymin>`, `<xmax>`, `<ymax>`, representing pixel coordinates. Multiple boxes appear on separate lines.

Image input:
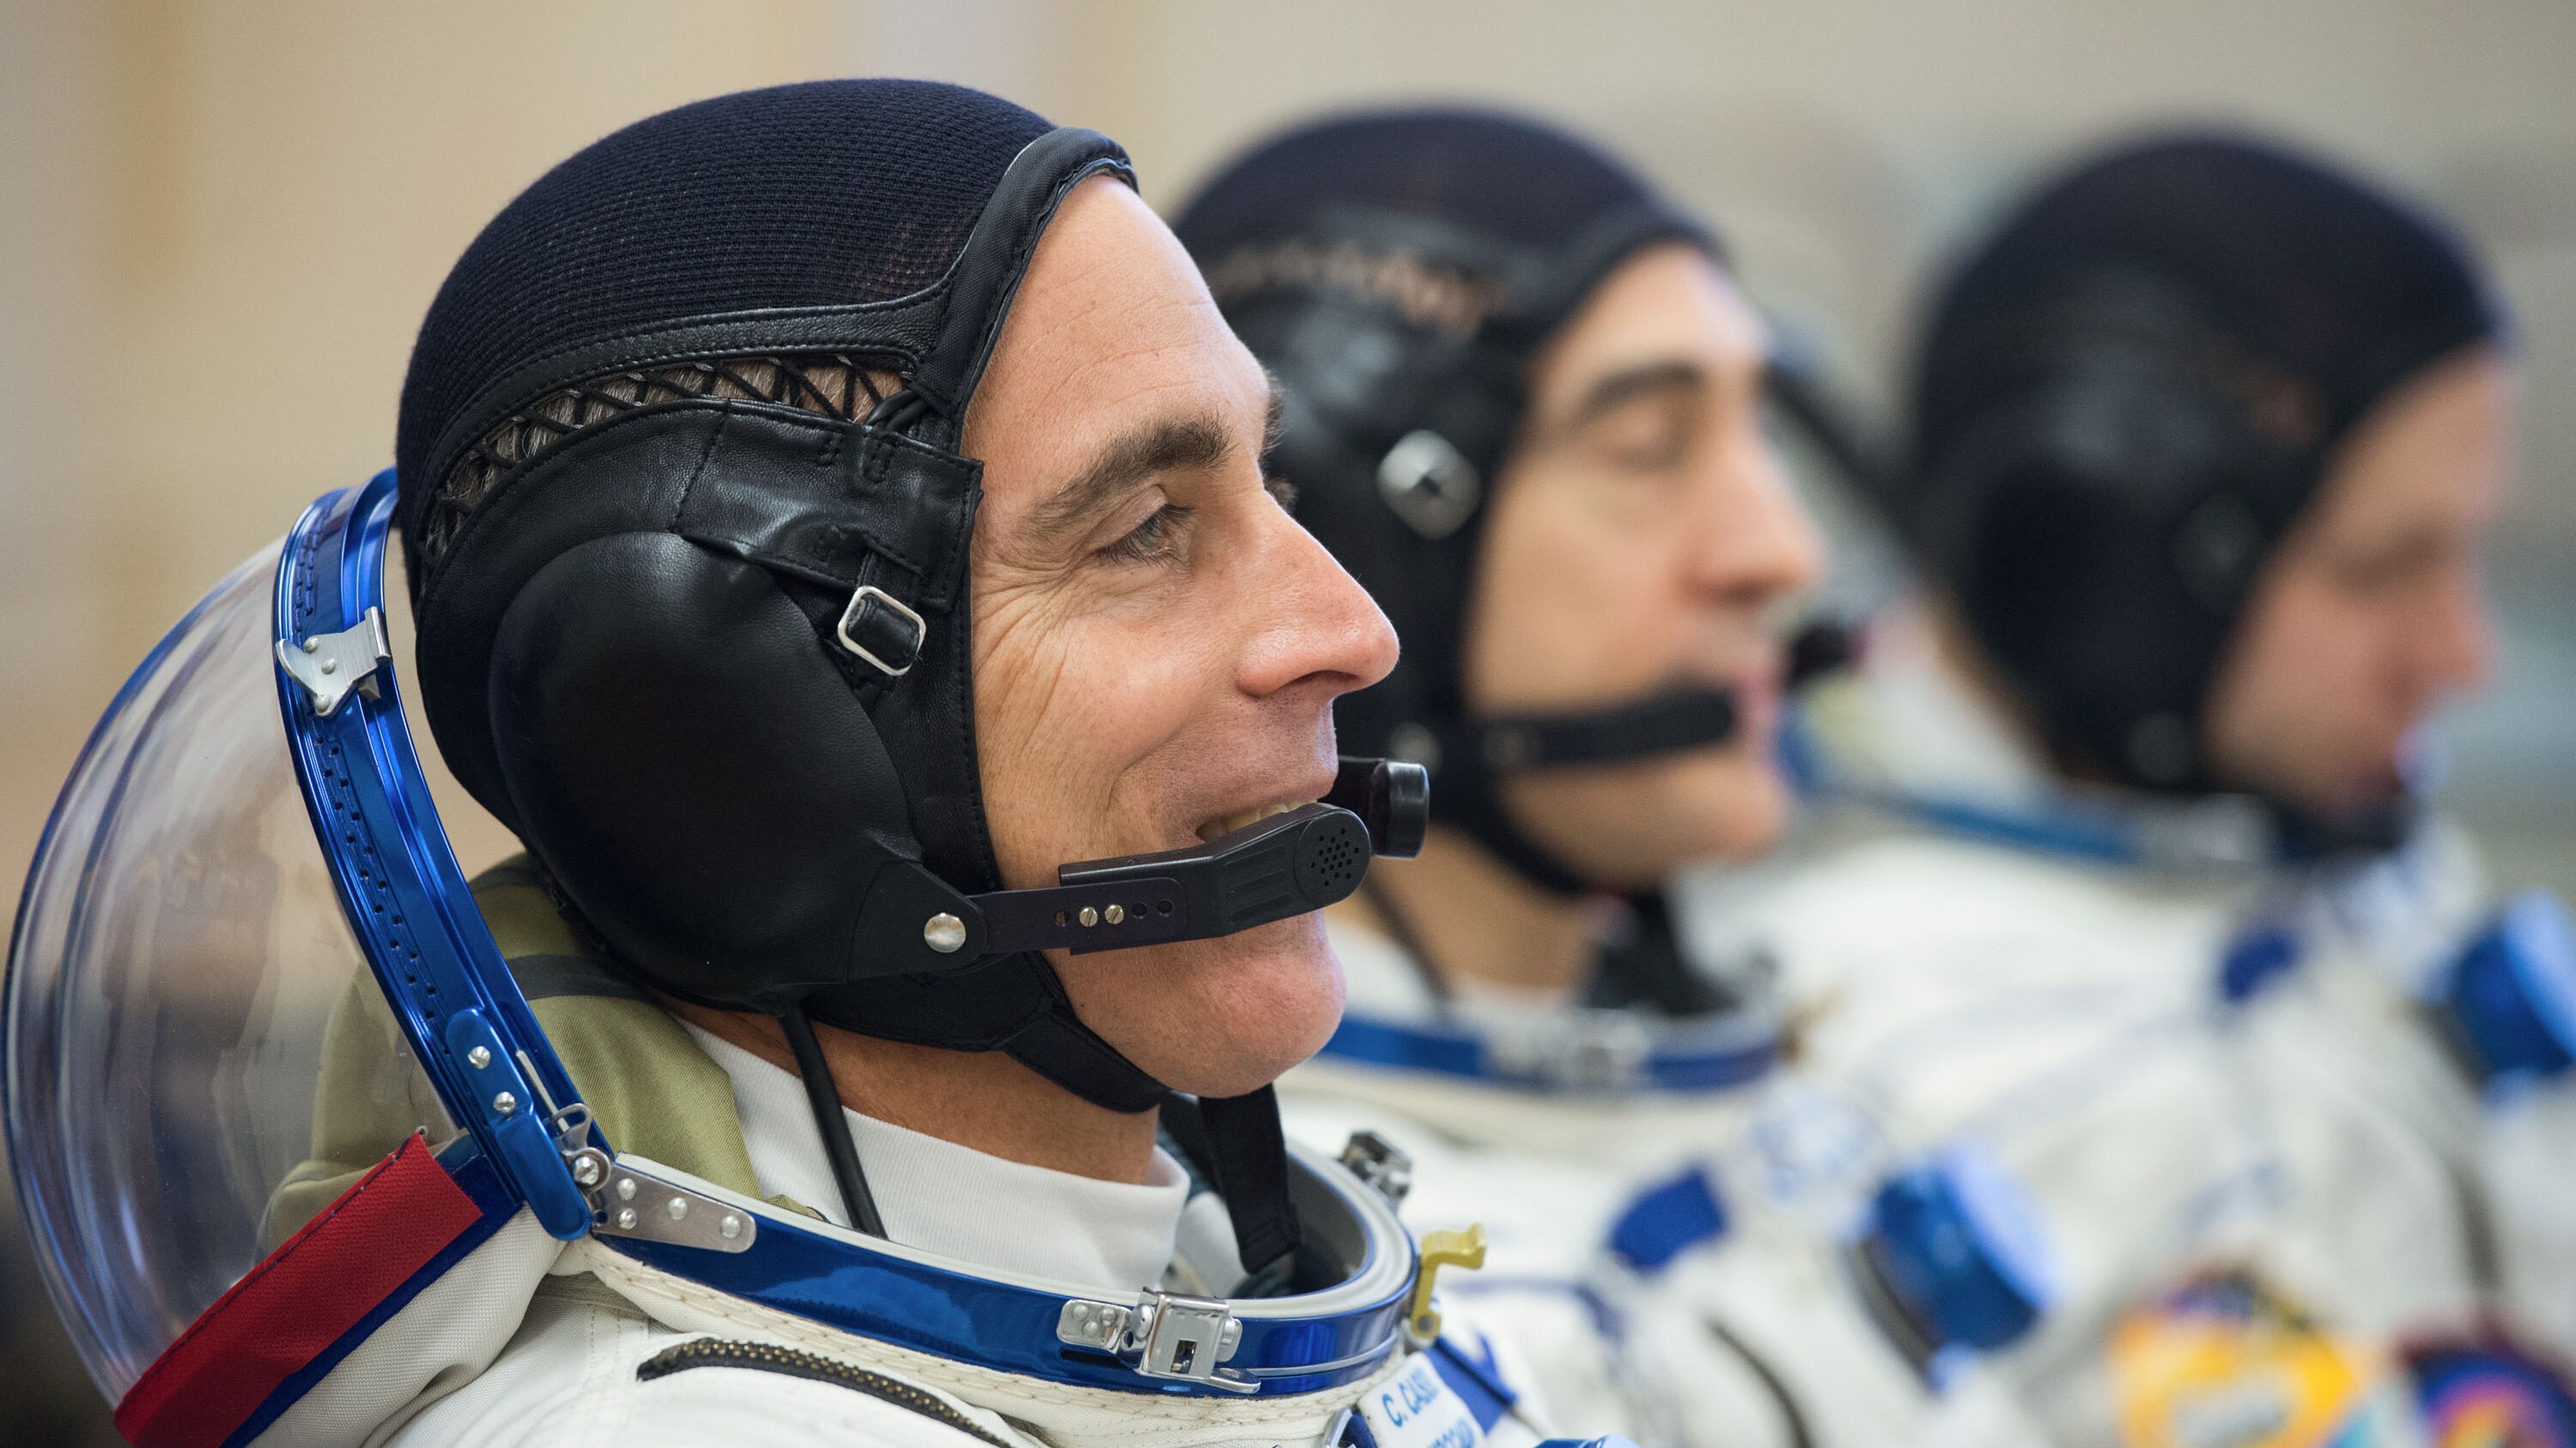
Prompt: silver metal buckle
<box><xmin>1376</xmin><ymin>429</ymin><xmax>1481</xmax><ymax>540</ymax></box>
<box><xmin>1556</xmin><ymin>1013</ymin><xmax>1656</xmax><ymax>1092</ymax></box>
<box><xmin>1340</xmin><ymin>1130</ymin><xmax>1414</xmax><ymax>1208</ymax></box>
<box><xmin>1488</xmin><ymin>1010</ymin><xmax>1655</xmax><ymax>1093</ymax></box>
<box><xmin>835</xmin><ymin>584</ymin><xmax>927</xmax><ymax>678</ymax></box>
<box><xmin>1056</xmin><ymin>1290</ymin><xmax>1253</xmax><ymax>1392</ymax></box>
<box><xmin>276</xmin><ymin>607</ymin><xmax>392</xmax><ymax>716</ymax></box>
<box><xmin>2137</xmin><ymin>793</ymin><xmax>2275</xmax><ymax>870</ymax></box>
<box><xmin>580</xmin><ymin>1156</ymin><xmax>757</xmax><ymax>1254</ymax></box>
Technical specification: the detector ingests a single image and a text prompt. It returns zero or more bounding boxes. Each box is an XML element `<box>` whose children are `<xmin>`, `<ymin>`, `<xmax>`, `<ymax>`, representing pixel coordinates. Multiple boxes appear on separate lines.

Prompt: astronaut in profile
<box><xmin>1689</xmin><ymin>131</ymin><xmax>2575</xmax><ymax>1445</ymax></box>
<box><xmin>1173</xmin><ymin>109</ymin><xmax>2068</xmax><ymax>1448</ymax></box>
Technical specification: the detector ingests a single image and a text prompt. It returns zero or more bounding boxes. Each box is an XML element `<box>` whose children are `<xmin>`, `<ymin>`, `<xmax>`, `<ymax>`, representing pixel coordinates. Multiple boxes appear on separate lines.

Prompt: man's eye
<box><xmin>1585</xmin><ymin>403</ymin><xmax>1694</xmax><ymax>473</ymax></box>
<box><xmin>2330</xmin><ymin>556</ymin><xmax>2401</xmax><ymax>594</ymax></box>
<box><xmin>1607</xmin><ymin>430</ymin><xmax>1689</xmax><ymax>472</ymax></box>
<box><xmin>1099</xmin><ymin>503</ymin><xmax>1193</xmax><ymax>563</ymax></box>
<box><xmin>2325</xmin><ymin>537</ymin><xmax>2442</xmax><ymax>596</ymax></box>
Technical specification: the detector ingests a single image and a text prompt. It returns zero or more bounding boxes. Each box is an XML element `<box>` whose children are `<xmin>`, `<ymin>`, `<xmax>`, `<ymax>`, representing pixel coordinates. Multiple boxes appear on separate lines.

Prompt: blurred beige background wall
<box><xmin>2</xmin><ymin>2</ymin><xmax>2572</xmax><ymax>1437</ymax></box>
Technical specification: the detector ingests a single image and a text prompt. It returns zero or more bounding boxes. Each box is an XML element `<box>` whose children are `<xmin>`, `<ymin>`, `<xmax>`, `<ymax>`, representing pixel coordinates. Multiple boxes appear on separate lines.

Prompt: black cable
<box><xmin>1702</xmin><ymin>1317</ymin><xmax>1818</xmax><ymax>1448</ymax></box>
<box><xmin>778</xmin><ymin>1001</ymin><xmax>886</xmax><ymax>1237</ymax></box>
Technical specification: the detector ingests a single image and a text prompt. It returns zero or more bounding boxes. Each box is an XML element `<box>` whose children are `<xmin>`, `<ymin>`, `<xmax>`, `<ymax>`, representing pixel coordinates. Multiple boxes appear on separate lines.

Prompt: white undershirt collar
<box><xmin>681</xmin><ymin>1022</ymin><xmax>1189</xmax><ymax>1295</ymax></box>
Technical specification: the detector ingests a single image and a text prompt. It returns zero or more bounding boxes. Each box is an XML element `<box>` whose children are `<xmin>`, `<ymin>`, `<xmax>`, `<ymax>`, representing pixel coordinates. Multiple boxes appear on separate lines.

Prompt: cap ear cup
<box><xmin>1226</xmin><ymin>290</ymin><xmax>1491</xmax><ymax>765</ymax></box>
<box><xmin>1958</xmin><ymin>451</ymin><xmax>2215</xmax><ymax>783</ymax></box>
<box><xmin>1914</xmin><ymin>343</ymin><xmax>2305</xmax><ymax>789</ymax></box>
<box><xmin>487</xmin><ymin>530</ymin><xmax>917</xmax><ymax>1012</ymax></box>
<box><xmin>1904</xmin><ymin>263</ymin><xmax>2338</xmax><ymax>792</ymax></box>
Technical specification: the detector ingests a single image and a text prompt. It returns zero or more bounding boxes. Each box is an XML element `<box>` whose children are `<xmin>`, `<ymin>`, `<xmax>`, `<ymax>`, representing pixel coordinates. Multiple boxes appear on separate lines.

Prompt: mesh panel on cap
<box><xmin>418</xmin><ymin>355</ymin><xmax>900</xmax><ymax>564</ymax></box>
<box><xmin>1175</xmin><ymin>106</ymin><xmax>1663</xmax><ymax>257</ymax></box>
<box><xmin>395</xmin><ymin>78</ymin><xmax>1053</xmax><ymax>561</ymax></box>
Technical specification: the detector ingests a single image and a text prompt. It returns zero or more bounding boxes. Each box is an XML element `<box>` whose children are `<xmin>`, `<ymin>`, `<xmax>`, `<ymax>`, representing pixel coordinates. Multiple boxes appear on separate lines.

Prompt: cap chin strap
<box><xmin>1419</xmin><ymin>618</ymin><xmax>1864</xmax><ymax>900</ymax></box>
<box><xmin>1415</xmin><ymin>684</ymin><xmax>1740</xmax><ymax>897</ymax></box>
<box><xmin>2264</xmin><ymin>788</ymin><xmax>2417</xmax><ymax>864</ymax></box>
<box><xmin>999</xmin><ymin>1008</ymin><xmax>1170</xmax><ymax>1113</ymax></box>
<box><xmin>1162</xmin><ymin>1089</ymin><xmax>1305</xmax><ymax>1283</ymax></box>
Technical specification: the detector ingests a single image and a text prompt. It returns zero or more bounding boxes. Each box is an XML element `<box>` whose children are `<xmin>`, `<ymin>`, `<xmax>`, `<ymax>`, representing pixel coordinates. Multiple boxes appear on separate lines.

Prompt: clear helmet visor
<box><xmin>4</xmin><ymin>538</ymin><xmax>459</xmax><ymax>1403</ymax></box>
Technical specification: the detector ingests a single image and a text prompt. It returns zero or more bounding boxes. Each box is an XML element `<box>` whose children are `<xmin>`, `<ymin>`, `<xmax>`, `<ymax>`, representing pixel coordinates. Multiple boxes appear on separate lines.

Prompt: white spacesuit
<box><xmin>2225</xmin><ymin>831</ymin><xmax>2576</xmax><ymax>1382</ymax></box>
<box><xmin>1279</xmin><ymin>917</ymin><xmax>1783</xmax><ymax>1445</ymax></box>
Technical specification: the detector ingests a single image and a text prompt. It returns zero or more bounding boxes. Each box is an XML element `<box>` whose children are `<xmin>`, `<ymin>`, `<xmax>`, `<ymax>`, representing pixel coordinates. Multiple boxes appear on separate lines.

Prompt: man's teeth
<box><xmin>1195</xmin><ymin>800</ymin><xmax>1308</xmax><ymax>842</ymax></box>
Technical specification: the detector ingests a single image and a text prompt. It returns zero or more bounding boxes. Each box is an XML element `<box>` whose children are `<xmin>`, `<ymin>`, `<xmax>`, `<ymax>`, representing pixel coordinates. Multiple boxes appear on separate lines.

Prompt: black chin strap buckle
<box><xmin>836</xmin><ymin>584</ymin><xmax>927</xmax><ymax>678</ymax></box>
<box><xmin>1473</xmin><ymin>686</ymin><xmax>1741</xmax><ymax>773</ymax></box>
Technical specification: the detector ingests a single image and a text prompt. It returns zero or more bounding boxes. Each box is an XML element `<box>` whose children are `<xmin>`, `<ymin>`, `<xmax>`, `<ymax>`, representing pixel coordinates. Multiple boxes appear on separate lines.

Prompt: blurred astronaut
<box><xmin>1685</xmin><ymin>131</ymin><xmax>2574</xmax><ymax>1445</ymax></box>
<box><xmin>1173</xmin><ymin>109</ymin><xmax>2064</xmax><ymax>1448</ymax></box>
<box><xmin>2</xmin><ymin>81</ymin><xmax>1617</xmax><ymax>1448</ymax></box>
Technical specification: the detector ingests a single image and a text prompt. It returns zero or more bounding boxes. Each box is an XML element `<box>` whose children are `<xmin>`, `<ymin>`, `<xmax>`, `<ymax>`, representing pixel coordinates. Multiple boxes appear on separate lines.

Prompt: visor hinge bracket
<box><xmin>579</xmin><ymin>1156</ymin><xmax>758</xmax><ymax>1254</ymax></box>
<box><xmin>1339</xmin><ymin>1130</ymin><xmax>1414</xmax><ymax>1208</ymax></box>
<box><xmin>1056</xmin><ymin>1290</ymin><xmax>1255</xmax><ymax>1393</ymax></box>
<box><xmin>276</xmin><ymin>606</ymin><xmax>392</xmax><ymax>716</ymax></box>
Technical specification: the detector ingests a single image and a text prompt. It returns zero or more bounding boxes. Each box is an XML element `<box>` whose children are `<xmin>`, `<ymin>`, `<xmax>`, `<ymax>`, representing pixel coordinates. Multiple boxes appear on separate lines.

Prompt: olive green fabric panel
<box><xmin>471</xmin><ymin>855</ymin><xmax>760</xmax><ymax>1199</ymax></box>
<box><xmin>477</xmin><ymin>856</ymin><xmax>813</xmax><ymax>1217</ymax></box>
<box><xmin>263</xmin><ymin>963</ymin><xmax>459</xmax><ymax>1248</ymax></box>
<box><xmin>264</xmin><ymin>853</ymin><xmax>819</xmax><ymax>1248</ymax></box>
<box><xmin>470</xmin><ymin>855</ymin><xmax>586</xmax><ymax>960</ymax></box>
<box><xmin>527</xmin><ymin>994</ymin><xmax>766</xmax><ymax>1201</ymax></box>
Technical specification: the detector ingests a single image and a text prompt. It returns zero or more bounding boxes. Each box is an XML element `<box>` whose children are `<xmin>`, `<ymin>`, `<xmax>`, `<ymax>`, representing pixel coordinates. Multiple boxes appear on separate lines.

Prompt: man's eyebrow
<box><xmin>1030</xmin><ymin>413</ymin><xmax>1236</xmax><ymax>540</ymax></box>
<box><xmin>1552</xmin><ymin>359</ymin><xmax>1706</xmax><ymax>432</ymax></box>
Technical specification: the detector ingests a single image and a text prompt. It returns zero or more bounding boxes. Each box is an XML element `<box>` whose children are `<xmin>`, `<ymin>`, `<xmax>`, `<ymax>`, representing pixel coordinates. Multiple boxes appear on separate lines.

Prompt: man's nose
<box><xmin>1682</xmin><ymin>436</ymin><xmax>1826</xmax><ymax>611</ymax></box>
<box><xmin>2418</xmin><ymin>562</ymin><xmax>2498</xmax><ymax>697</ymax></box>
<box><xmin>1238</xmin><ymin>508</ymin><xmax>1400</xmax><ymax>701</ymax></box>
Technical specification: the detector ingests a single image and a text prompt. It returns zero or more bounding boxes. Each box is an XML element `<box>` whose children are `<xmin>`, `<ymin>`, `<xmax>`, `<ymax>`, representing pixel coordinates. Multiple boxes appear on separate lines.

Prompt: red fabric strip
<box><xmin>114</xmin><ymin>1133</ymin><xmax>486</xmax><ymax>1448</ymax></box>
